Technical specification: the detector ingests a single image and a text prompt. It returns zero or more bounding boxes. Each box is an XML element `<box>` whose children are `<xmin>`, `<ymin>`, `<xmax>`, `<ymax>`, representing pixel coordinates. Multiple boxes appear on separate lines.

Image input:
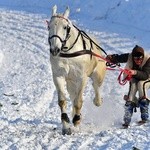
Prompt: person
<box><xmin>106</xmin><ymin>45</ymin><xmax>150</xmax><ymax>128</ymax></box>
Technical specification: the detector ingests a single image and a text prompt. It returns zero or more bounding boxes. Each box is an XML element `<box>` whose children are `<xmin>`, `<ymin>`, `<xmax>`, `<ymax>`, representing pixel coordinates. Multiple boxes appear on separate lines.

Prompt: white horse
<box><xmin>47</xmin><ymin>5</ymin><xmax>106</xmax><ymax>135</ymax></box>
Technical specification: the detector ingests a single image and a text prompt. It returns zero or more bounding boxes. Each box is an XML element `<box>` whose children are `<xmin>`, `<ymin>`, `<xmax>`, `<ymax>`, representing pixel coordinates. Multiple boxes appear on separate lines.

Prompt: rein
<box><xmin>72</xmin><ymin>25</ymin><xmax>107</xmax><ymax>56</ymax></box>
<box><xmin>59</xmin><ymin>50</ymin><xmax>132</xmax><ymax>85</ymax></box>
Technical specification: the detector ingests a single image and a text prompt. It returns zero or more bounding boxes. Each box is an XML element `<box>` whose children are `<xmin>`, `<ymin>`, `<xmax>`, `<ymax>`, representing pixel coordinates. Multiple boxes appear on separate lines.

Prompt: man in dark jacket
<box><xmin>107</xmin><ymin>45</ymin><xmax>150</xmax><ymax>128</ymax></box>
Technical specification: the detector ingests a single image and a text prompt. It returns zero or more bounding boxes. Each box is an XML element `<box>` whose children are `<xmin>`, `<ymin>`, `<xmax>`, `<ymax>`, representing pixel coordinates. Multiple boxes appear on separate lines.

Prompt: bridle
<box><xmin>48</xmin><ymin>15</ymin><xmax>73</xmax><ymax>52</ymax></box>
<box><xmin>48</xmin><ymin>15</ymin><xmax>107</xmax><ymax>56</ymax></box>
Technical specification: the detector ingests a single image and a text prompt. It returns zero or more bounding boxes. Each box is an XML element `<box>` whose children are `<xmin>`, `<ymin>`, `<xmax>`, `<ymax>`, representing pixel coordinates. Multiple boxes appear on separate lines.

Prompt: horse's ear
<box><xmin>46</xmin><ymin>20</ymin><xmax>49</xmax><ymax>25</ymax></box>
<box><xmin>63</xmin><ymin>6</ymin><xmax>70</xmax><ymax>18</ymax></box>
<box><xmin>52</xmin><ymin>5</ymin><xmax>57</xmax><ymax>16</ymax></box>
<box><xmin>45</xmin><ymin>20</ymin><xmax>50</xmax><ymax>30</ymax></box>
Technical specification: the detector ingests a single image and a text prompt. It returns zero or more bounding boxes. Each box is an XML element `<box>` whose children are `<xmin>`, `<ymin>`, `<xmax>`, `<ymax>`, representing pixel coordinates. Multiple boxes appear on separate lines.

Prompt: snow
<box><xmin>0</xmin><ymin>0</ymin><xmax>150</xmax><ymax>149</ymax></box>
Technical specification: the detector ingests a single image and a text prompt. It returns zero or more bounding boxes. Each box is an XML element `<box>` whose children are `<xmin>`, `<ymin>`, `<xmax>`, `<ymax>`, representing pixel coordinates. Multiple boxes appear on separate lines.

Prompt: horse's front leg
<box><xmin>68</xmin><ymin>78</ymin><xmax>87</xmax><ymax>127</ymax></box>
<box><xmin>59</xmin><ymin>100</ymin><xmax>71</xmax><ymax>135</ymax></box>
<box><xmin>54</xmin><ymin>77</ymin><xmax>71</xmax><ymax>135</ymax></box>
<box><xmin>72</xmin><ymin>94</ymin><xmax>83</xmax><ymax>126</ymax></box>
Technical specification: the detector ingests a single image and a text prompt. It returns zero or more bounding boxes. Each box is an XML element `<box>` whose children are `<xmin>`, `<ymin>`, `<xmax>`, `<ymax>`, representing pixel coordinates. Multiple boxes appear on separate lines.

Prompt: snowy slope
<box><xmin>0</xmin><ymin>0</ymin><xmax>150</xmax><ymax>150</ymax></box>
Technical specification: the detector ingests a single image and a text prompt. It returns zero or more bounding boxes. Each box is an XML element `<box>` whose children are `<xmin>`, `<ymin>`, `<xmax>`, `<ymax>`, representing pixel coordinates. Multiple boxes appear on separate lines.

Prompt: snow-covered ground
<box><xmin>0</xmin><ymin>0</ymin><xmax>150</xmax><ymax>149</ymax></box>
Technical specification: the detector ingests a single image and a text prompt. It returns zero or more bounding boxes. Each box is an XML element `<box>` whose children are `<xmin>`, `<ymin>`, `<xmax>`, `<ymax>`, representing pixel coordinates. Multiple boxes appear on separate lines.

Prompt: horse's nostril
<box><xmin>50</xmin><ymin>47</ymin><xmax>61</xmax><ymax>56</ymax></box>
<box><xmin>56</xmin><ymin>48</ymin><xmax>60</xmax><ymax>53</ymax></box>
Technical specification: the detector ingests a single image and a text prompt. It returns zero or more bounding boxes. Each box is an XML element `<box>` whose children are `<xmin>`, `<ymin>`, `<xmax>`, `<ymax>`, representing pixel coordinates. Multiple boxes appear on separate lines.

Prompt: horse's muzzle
<box><xmin>50</xmin><ymin>48</ymin><xmax>61</xmax><ymax>56</ymax></box>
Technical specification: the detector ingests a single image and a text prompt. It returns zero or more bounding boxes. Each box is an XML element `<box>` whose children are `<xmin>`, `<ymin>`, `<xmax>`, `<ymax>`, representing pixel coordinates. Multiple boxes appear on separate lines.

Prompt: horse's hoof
<box><xmin>72</xmin><ymin>114</ymin><xmax>81</xmax><ymax>126</ymax></box>
<box><xmin>93</xmin><ymin>98</ymin><xmax>103</xmax><ymax>107</ymax></box>
<box><xmin>73</xmin><ymin>120</ymin><xmax>81</xmax><ymax>127</ymax></box>
<box><xmin>62</xmin><ymin>128</ymin><xmax>72</xmax><ymax>135</ymax></box>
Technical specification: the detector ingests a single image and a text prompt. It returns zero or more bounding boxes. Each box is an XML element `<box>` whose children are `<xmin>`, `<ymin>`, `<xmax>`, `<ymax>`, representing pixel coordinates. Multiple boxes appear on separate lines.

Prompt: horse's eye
<box><xmin>47</xmin><ymin>26</ymin><xmax>50</xmax><ymax>30</ymax></box>
<box><xmin>64</xmin><ymin>26</ymin><xmax>67</xmax><ymax>30</ymax></box>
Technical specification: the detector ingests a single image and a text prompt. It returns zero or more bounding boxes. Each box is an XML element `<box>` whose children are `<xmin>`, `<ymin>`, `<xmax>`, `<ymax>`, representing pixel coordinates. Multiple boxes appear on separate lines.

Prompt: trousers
<box><xmin>128</xmin><ymin>78</ymin><xmax>150</xmax><ymax>101</ymax></box>
<box><xmin>123</xmin><ymin>78</ymin><xmax>150</xmax><ymax>124</ymax></box>
<box><xmin>124</xmin><ymin>99</ymin><xmax>149</xmax><ymax>125</ymax></box>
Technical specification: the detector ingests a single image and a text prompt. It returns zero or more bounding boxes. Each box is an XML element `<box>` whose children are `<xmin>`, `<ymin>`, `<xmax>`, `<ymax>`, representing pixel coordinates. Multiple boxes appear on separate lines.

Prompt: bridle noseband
<box><xmin>48</xmin><ymin>16</ymin><xmax>71</xmax><ymax>52</ymax></box>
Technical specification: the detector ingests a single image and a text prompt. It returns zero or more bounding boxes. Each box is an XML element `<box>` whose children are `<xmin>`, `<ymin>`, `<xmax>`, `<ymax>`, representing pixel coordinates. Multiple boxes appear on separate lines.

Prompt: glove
<box><xmin>128</xmin><ymin>69</ymin><xmax>137</xmax><ymax>75</ymax></box>
<box><xmin>124</xmin><ymin>95</ymin><xmax>129</xmax><ymax>101</ymax></box>
<box><xmin>106</xmin><ymin>55</ymin><xmax>113</xmax><ymax>62</ymax></box>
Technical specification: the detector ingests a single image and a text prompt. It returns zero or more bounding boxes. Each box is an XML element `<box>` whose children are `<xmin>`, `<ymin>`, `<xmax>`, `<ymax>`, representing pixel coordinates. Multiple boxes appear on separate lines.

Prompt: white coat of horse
<box><xmin>47</xmin><ymin>5</ymin><xmax>106</xmax><ymax>135</ymax></box>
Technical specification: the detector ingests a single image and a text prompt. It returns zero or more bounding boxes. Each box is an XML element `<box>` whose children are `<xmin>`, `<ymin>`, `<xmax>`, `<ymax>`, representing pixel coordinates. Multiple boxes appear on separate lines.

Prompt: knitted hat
<box><xmin>132</xmin><ymin>45</ymin><xmax>144</xmax><ymax>57</ymax></box>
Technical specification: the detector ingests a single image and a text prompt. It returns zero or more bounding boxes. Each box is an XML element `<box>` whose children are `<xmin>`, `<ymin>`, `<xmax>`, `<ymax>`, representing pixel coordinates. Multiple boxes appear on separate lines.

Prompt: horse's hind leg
<box><xmin>91</xmin><ymin>63</ymin><xmax>106</xmax><ymax>107</ymax></box>
<box><xmin>53</xmin><ymin>77</ymin><xmax>71</xmax><ymax>135</ymax></box>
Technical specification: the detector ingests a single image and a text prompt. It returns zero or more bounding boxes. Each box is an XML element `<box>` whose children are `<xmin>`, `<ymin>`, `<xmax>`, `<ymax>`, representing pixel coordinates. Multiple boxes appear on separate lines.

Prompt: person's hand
<box><xmin>106</xmin><ymin>54</ymin><xmax>119</xmax><ymax>64</ymax></box>
<box><xmin>128</xmin><ymin>69</ymin><xmax>137</xmax><ymax>75</ymax></box>
<box><xmin>106</xmin><ymin>55</ymin><xmax>113</xmax><ymax>61</ymax></box>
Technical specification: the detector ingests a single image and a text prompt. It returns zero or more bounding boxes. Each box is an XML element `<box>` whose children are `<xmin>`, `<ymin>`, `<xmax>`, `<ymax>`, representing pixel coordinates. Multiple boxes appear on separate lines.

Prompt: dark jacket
<box><xmin>111</xmin><ymin>53</ymin><xmax>150</xmax><ymax>81</ymax></box>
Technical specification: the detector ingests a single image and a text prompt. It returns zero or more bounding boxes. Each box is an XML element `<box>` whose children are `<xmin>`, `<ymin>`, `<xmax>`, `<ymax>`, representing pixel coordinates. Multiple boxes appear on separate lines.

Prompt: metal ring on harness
<box><xmin>118</xmin><ymin>69</ymin><xmax>132</xmax><ymax>85</ymax></box>
<box><xmin>106</xmin><ymin>62</ymin><xmax>120</xmax><ymax>68</ymax></box>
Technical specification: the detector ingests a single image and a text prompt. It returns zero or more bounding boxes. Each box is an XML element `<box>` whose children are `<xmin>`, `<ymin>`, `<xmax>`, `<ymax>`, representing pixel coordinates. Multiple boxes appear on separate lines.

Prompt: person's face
<box><xmin>133</xmin><ymin>56</ymin><xmax>144</xmax><ymax>65</ymax></box>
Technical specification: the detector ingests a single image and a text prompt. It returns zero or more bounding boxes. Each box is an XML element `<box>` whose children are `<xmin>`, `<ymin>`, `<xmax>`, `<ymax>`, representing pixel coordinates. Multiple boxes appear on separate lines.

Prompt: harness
<box><xmin>48</xmin><ymin>15</ymin><xmax>107</xmax><ymax>56</ymax></box>
<box><xmin>48</xmin><ymin>15</ymin><xmax>132</xmax><ymax>85</ymax></box>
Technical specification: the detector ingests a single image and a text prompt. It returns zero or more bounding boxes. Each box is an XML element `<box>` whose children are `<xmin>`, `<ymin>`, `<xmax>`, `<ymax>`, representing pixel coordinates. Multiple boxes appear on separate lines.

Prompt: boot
<box><xmin>122</xmin><ymin>123</ymin><xmax>129</xmax><ymax>129</ymax></box>
<box><xmin>137</xmin><ymin>120</ymin><xmax>147</xmax><ymax>125</ymax></box>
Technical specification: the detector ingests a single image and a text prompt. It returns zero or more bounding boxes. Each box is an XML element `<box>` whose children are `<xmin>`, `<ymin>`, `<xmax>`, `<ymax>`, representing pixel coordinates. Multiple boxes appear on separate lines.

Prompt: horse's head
<box><xmin>47</xmin><ymin>5</ymin><xmax>71</xmax><ymax>56</ymax></box>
